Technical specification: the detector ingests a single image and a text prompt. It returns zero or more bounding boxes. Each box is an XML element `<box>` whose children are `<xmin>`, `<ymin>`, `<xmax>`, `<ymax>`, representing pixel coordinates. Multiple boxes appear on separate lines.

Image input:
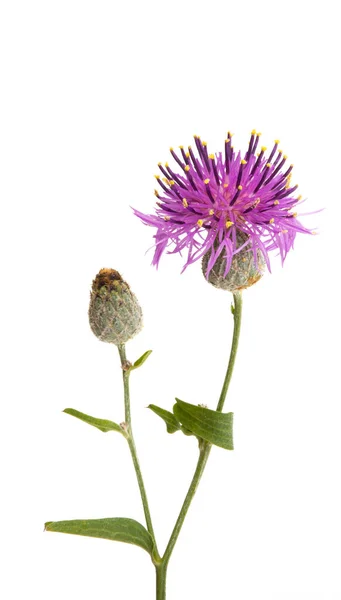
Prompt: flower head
<box><xmin>134</xmin><ymin>131</ymin><xmax>313</xmax><ymax>277</ymax></box>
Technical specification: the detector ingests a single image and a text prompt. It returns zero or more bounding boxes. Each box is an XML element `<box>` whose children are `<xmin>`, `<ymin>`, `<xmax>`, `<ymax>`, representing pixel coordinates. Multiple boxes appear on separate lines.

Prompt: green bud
<box><xmin>202</xmin><ymin>232</ymin><xmax>265</xmax><ymax>292</ymax></box>
<box><xmin>89</xmin><ymin>269</ymin><xmax>143</xmax><ymax>345</ymax></box>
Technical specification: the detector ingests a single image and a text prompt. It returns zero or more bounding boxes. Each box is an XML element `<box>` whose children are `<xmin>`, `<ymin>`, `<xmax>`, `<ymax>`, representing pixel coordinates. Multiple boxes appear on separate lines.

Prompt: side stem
<box><xmin>118</xmin><ymin>344</ymin><xmax>159</xmax><ymax>556</ymax></box>
<box><xmin>161</xmin><ymin>440</ymin><xmax>211</xmax><ymax>571</ymax></box>
<box><xmin>160</xmin><ymin>291</ymin><xmax>243</xmax><ymax>587</ymax></box>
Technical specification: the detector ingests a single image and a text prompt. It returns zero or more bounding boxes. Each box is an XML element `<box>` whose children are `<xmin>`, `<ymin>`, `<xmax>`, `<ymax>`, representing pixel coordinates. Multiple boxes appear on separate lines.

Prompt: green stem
<box><xmin>159</xmin><ymin>291</ymin><xmax>243</xmax><ymax>597</ymax></box>
<box><xmin>217</xmin><ymin>291</ymin><xmax>243</xmax><ymax>412</ymax></box>
<box><xmin>156</xmin><ymin>563</ymin><xmax>167</xmax><ymax>600</ymax></box>
<box><xmin>118</xmin><ymin>344</ymin><xmax>159</xmax><ymax>556</ymax></box>
<box><xmin>162</xmin><ymin>440</ymin><xmax>211</xmax><ymax>569</ymax></box>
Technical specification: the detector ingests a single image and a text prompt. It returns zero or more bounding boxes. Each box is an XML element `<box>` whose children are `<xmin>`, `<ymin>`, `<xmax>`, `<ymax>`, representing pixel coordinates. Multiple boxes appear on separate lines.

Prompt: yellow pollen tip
<box><xmin>204</xmin><ymin>178</ymin><xmax>210</xmax><ymax>184</ymax></box>
<box><xmin>312</xmin><ymin>231</ymin><xmax>317</xmax><ymax>235</ymax></box>
<box><xmin>281</xmin><ymin>229</ymin><xmax>288</xmax><ymax>234</ymax></box>
<box><xmin>179</xmin><ymin>145</ymin><xmax>183</xmax><ymax>149</ymax></box>
<box><xmin>154</xmin><ymin>175</ymin><xmax>160</xmax><ymax>179</ymax></box>
<box><xmin>185</xmin><ymin>152</ymin><xmax>190</xmax><ymax>158</ymax></box>
<box><xmin>209</xmin><ymin>209</ymin><xmax>214</xmax><ymax>215</ymax></box>
<box><xmin>154</xmin><ymin>189</ymin><xmax>159</xmax><ymax>196</ymax></box>
<box><xmin>273</xmin><ymin>200</ymin><xmax>280</xmax><ymax>205</ymax></box>
<box><xmin>274</xmin><ymin>139</ymin><xmax>280</xmax><ymax>144</ymax></box>
<box><xmin>165</xmin><ymin>162</ymin><xmax>169</xmax><ymax>167</ymax></box>
<box><xmin>241</xmin><ymin>159</ymin><xmax>247</xmax><ymax>165</ymax></box>
<box><xmin>266</xmin><ymin>163</ymin><xmax>271</xmax><ymax>168</ymax></box>
<box><xmin>223</xmin><ymin>183</ymin><xmax>229</xmax><ymax>188</ymax></box>
<box><xmin>292</xmin><ymin>212</ymin><xmax>298</xmax><ymax>218</ymax></box>
<box><xmin>202</xmin><ymin>141</ymin><xmax>207</xmax><ymax>146</ymax></box>
<box><xmin>188</xmin><ymin>145</ymin><xmax>192</xmax><ymax>150</ymax></box>
<box><xmin>185</xmin><ymin>165</ymin><xmax>190</xmax><ymax>171</ymax></box>
<box><xmin>182</xmin><ymin>198</ymin><xmax>188</xmax><ymax>208</ymax></box>
<box><xmin>283</xmin><ymin>155</ymin><xmax>288</xmax><ymax>160</ymax></box>
<box><xmin>297</xmin><ymin>195</ymin><xmax>302</xmax><ymax>200</ymax></box>
<box><xmin>225</xmin><ymin>220</ymin><xmax>234</xmax><ymax>229</ymax></box>
<box><xmin>257</xmin><ymin>132</ymin><xmax>261</xmax><ymax>136</ymax></box>
<box><xmin>251</xmin><ymin>129</ymin><xmax>257</xmax><ymax>135</ymax></box>
<box><xmin>225</xmin><ymin>138</ymin><xmax>230</xmax><ymax>143</ymax></box>
<box><xmin>197</xmin><ymin>219</ymin><xmax>203</xmax><ymax>227</ymax></box>
<box><xmin>238</xmin><ymin>185</ymin><xmax>243</xmax><ymax>190</ymax></box>
<box><xmin>261</xmin><ymin>146</ymin><xmax>267</xmax><ymax>152</ymax></box>
<box><xmin>209</xmin><ymin>154</ymin><xmax>215</xmax><ymax>160</ymax></box>
<box><xmin>158</xmin><ymin>162</ymin><xmax>162</xmax><ymax>166</ymax></box>
<box><xmin>164</xmin><ymin>216</ymin><xmax>170</xmax><ymax>221</ymax></box>
<box><xmin>269</xmin><ymin>218</ymin><xmax>275</xmax><ymax>224</ymax></box>
<box><xmin>169</xmin><ymin>180</ymin><xmax>175</xmax><ymax>186</ymax></box>
<box><xmin>169</xmin><ymin>147</ymin><xmax>173</xmax><ymax>151</ymax></box>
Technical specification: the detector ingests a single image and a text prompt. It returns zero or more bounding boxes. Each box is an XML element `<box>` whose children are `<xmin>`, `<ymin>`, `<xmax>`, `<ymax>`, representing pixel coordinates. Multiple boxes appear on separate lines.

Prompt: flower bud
<box><xmin>202</xmin><ymin>232</ymin><xmax>265</xmax><ymax>292</ymax></box>
<box><xmin>89</xmin><ymin>269</ymin><xmax>143</xmax><ymax>345</ymax></box>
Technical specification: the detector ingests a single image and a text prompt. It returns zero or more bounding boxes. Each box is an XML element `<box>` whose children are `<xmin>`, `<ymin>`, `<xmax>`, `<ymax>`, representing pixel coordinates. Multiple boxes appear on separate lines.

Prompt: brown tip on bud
<box><xmin>92</xmin><ymin>269</ymin><xmax>125</xmax><ymax>293</ymax></box>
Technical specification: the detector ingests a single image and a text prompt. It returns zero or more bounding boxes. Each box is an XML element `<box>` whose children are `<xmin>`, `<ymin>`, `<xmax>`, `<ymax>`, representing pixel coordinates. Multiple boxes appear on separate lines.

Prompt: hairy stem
<box><xmin>159</xmin><ymin>291</ymin><xmax>243</xmax><ymax>597</ymax></box>
<box><xmin>118</xmin><ymin>344</ymin><xmax>159</xmax><ymax>556</ymax></box>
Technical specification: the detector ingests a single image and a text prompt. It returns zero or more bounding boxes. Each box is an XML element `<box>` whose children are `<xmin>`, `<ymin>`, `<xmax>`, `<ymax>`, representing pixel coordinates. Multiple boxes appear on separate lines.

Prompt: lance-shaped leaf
<box><xmin>44</xmin><ymin>517</ymin><xmax>153</xmax><ymax>554</ymax></box>
<box><xmin>148</xmin><ymin>404</ymin><xmax>181</xmax><ymax>433</ymax></box>
<box><xmin>130</xmin><ymin>350</ymin><xmax>152</xmax><ymax>371</ymax></box>
<box><xmin>173</xmin><ymin>399</ymin><xmax>234</xmax><ymax>450</ymax></box>
<box><xmin>63</xmin><ymin>408</ymin><xmax>123</xmax><ymax>434</ymax></box>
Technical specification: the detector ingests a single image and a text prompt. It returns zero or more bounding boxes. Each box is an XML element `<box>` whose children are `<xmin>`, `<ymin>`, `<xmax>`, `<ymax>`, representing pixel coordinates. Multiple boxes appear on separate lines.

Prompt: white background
<box><xmin>0</xmin><ymin>1</ymin><xmax>340</xmax><ymax>599</ymax></box>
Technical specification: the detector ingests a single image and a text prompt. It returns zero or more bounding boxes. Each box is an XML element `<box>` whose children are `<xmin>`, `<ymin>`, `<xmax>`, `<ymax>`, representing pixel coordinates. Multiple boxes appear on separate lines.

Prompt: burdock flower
<box><xmin>134</xmin><ymin>131</ymin><xmax>313</xmax><ymax>287</ymax></box>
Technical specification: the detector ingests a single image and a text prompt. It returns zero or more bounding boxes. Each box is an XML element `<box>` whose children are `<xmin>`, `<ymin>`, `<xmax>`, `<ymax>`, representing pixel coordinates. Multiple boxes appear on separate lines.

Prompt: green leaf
<box><xmin>173</xmin><ymin>399</ymin><xmax>234</xmax><ymax>450</ymax></box>
<box><xmin>63</xmin><ymin>408</ymin><xmax>123</xmax><ymax>434</ymax></box>
<box><xmin>130</xmin><ymin>350</ymin><xmax>153</xmax><ymax>371</ymax></box>
<box><xmin>44</xmin><ymin>517</ymin><xmax>153</xmax><ymax>554</ymax></box>
<box><xmin>148</xmin><ymin>404</ymin><xmax>181</xmax><ymax>433</ymax></box>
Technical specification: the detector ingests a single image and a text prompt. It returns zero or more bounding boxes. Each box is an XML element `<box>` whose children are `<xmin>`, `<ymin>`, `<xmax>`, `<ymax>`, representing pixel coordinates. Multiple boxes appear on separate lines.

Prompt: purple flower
<box><xmin>134</xmin><ymin>131</ymin><xmax>313</xmax><ymax>276</ymax></box>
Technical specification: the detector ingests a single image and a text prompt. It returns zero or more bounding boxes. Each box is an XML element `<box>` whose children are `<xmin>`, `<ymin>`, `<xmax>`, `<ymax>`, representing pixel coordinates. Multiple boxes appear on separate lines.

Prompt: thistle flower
<box><xmin>134</xmin><ymin>131</ymin><xmax>313</xmax><ymax>279</ymax></box>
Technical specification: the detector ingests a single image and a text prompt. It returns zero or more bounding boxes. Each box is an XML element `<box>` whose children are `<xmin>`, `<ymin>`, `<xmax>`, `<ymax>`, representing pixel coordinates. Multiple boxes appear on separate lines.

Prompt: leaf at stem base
<box><xmin>44</xmin><ymin>517</ymin><xmax>154</xmax><ymax>554</ymax></box>
<box><xmin>173</xmin><ymin>399</ymin><xmax>234</xmax><ymax>450</ymax></box>
<box><xmin>63</xmin><ymin>408</ymin><xmax>123</xmax><ymax>434</ymax></box>
<box><xmin>148</xmin><ymin>404</ymin><xmax>181</xmax><ymax>433</ymax></box>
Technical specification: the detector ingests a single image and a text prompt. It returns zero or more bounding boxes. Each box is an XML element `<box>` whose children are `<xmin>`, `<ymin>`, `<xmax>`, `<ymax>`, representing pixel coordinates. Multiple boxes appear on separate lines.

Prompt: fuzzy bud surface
<box><xmin>89</xmin><ymin>269</ymin><xmax>142</xmax><ymax>345</ymax></box>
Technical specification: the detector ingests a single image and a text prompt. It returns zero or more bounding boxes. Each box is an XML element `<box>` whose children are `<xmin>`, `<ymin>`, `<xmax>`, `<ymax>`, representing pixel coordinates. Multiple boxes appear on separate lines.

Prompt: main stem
<box><xmin>216</xmin><ymin>291</ymin><xmax>243</xmax><ymax>412</ymax></box>
<box><xmin>118</xmin><ymin>344</ymin><xmax>159</xmax><ymax>556</ymax></box>
<box><xmin>156</xmin><ymin>562</ymin><xmax>167</xmax><ymax>599</ymax></box>
<box><xmin>159</xmin><ymin>291</ymin><xmax>243</xmax><ymax>598</ymax></box>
